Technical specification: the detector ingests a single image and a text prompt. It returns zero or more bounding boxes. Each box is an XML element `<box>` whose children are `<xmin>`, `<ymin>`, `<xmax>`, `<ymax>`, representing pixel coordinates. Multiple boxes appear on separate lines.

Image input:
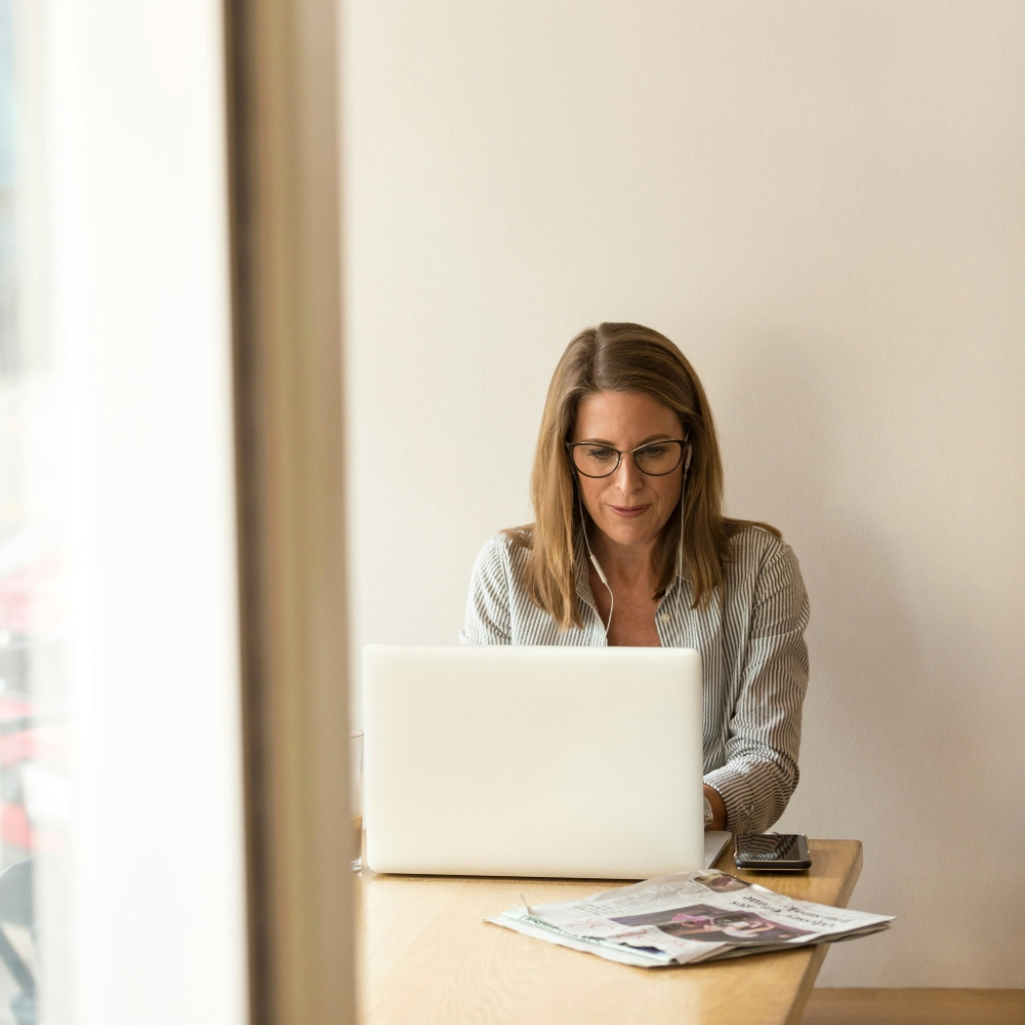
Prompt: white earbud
<box><xmin>681</xmin><ymin>442</ymin><xmax>693</xmax><ymax>502</ymax></box>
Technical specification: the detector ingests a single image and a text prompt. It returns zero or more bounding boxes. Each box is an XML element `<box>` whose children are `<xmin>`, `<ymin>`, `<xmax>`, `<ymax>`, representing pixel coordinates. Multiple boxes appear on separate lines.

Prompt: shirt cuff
<box><xmin>703</xmin><ymin>764</ymin><xmax>758</xmax><ymax>836</ymax></box>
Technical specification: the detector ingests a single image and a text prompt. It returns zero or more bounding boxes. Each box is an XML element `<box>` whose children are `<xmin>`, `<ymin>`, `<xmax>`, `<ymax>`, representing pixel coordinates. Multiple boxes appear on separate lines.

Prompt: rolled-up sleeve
<box><xmin>459</xmin><ymin>536</ymin><xmax>513</xmax><ymax>645</ymax></box>
<box><xmin>703</xmin><ymin>544</ymin><xmax>810</xmax><ymax>835</ymax></box>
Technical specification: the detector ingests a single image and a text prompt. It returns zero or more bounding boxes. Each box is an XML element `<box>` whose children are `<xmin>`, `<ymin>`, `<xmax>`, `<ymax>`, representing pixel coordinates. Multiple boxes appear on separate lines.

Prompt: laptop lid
<box><xmin>363</xmin><ymin>644</ymin><xmax>705</xmax><ymax>879</ymax></box>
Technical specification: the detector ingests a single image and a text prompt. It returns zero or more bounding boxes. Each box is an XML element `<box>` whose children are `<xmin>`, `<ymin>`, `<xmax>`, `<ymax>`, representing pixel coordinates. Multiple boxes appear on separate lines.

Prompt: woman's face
<box><xmin>571</xmin><ymin>390</ymin><xmax>686</xmax><ymax>552</ymax></box>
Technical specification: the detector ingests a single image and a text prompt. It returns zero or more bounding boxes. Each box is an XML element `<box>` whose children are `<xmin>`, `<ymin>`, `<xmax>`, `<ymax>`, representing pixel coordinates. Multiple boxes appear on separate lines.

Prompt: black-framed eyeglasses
<box><xmin>566</xmin><ymin>439</ymin><xmax>687</xmax><ymax>478</ymax></box>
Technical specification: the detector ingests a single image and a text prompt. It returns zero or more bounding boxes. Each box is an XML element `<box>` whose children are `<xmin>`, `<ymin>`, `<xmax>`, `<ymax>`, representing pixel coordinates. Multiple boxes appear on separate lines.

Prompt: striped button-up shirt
<box><xmin>460</xmin><ymin>525</ymin><xmax>810</xmax><ymax>835</ymax></box>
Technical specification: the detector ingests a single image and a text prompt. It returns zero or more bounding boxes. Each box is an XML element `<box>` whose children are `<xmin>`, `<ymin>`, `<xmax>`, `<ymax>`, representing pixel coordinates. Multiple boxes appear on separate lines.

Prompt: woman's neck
<box><xmin>588</xmin><ymin>529</ymin><xmax>659</xmax><ymax>590</ymax></box>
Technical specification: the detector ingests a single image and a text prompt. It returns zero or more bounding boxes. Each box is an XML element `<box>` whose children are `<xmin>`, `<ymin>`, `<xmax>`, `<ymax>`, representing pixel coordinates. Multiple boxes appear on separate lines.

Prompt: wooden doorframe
<box><xmin>222</xmin><ymin>0</ymin><xmax>353</xmax><ymax>1022</ymax></box>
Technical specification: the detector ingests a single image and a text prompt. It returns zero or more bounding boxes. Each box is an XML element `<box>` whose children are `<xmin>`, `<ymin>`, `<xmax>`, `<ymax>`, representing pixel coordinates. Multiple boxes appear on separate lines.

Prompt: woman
<box><xmin>460</xmin><ymin>322</ymin><xmax>809</xmax><ymax>836</ymax></box>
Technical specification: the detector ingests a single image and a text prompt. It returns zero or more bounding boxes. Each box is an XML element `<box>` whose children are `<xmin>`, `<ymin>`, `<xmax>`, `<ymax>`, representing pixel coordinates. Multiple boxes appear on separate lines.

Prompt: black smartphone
<box><xmin>734</xmin><ymin>833</ymin><xmax>811</xmax><ymax>871</ymax></box>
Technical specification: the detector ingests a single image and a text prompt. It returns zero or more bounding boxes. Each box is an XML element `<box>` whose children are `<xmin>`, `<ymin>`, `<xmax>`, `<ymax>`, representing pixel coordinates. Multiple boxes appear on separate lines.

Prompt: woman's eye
<box><xmin>641</xmin><ymin>444</ymin><xmax>669</xmax><ymax>457</ymax></box>
<box><xmin>584</xmin><ymin>446</ymin><xmax>615</xmax><ymax>460</ymax></box>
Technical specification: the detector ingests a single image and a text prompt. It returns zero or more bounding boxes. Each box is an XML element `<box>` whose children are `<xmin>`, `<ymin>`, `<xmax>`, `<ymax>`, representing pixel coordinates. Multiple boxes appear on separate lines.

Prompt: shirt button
<box><xmin>660</xmin><ymin>613</ymin><xmax>671</xmax><ymax>623</ymax></box>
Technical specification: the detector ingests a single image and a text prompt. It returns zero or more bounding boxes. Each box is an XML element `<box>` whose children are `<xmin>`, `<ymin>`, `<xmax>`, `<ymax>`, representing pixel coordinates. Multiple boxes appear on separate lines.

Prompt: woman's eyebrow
<box><xmin>575</xmin><ymin>434</ymin><xmax>681</xmax><ymax>446</ymax></box>
<box><xmin>636</xmin><ymin>434</ymin><xmax>682</xmax><ymax>445</ymax></box>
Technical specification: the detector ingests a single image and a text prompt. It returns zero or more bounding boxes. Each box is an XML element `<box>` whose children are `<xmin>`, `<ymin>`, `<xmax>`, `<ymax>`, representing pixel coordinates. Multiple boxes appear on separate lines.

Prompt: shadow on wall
<box><xmin>715</xmin><ymin>332</ymin><xmax>1017</xmax><ymax>984</ymax></box>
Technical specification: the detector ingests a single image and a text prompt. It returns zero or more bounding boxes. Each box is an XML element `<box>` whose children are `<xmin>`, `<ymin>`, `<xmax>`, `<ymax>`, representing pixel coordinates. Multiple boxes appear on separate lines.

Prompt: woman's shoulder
<box><xmin>724</xmin><ymin>523</ymin><xmax>806</xmax><ymax>599</ymax></box>
<box><xmin>476</xmin><ymin>525</ymin><xmax>532</xmax><ymax>557</ymax></box>
<box><xmin>727</xmin><ymin>522</ymin><xmax>790</xmax><ymax>558</ymax></box>
<box><xmin>470</xmin><ymin>527</ymin><xmax>533</xmax><ymax>579</ymax></box>
<box><xmin>463</xmin><ymin>529</ymin><xmax>535</xmax><ymax>644</ymax></box>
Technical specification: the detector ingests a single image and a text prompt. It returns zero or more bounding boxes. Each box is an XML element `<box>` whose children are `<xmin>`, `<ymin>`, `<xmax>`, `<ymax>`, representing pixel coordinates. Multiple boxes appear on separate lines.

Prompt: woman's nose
<box><xmin>613</xmin><ymin>453</ymin><xmax>644</xmax><ymax>491</ymax></box>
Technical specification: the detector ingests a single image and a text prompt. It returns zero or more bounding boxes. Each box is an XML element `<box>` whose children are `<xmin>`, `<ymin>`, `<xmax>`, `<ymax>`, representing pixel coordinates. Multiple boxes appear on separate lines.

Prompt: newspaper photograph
<box><xmin>487</xmin><ymin>869</ymin><xmax>893</xmax><ymax>968</ymax></box>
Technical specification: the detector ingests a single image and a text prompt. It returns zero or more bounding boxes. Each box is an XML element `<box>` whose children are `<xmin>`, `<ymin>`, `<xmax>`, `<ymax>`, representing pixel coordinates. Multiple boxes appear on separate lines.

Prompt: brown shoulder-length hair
<box><xmin>510</xmin><ymin>322</ymin><xmax>779</xmax><ymax>630</ymax></box>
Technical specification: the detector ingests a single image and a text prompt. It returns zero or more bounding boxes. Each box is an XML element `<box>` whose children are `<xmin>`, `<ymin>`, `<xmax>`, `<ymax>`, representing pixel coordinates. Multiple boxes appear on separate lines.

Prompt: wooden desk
<box><xmin>356</xmin><ymin>839</ymin><xmax>862</xmax><ymax>1025</ymax></box>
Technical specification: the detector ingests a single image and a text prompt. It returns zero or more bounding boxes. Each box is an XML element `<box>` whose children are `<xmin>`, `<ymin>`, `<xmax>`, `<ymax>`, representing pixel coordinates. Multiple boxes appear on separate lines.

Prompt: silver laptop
<box><xmin>363</xmin><ymin>644</ymin><xmax>726</xmax><ymax>879</ymax></box>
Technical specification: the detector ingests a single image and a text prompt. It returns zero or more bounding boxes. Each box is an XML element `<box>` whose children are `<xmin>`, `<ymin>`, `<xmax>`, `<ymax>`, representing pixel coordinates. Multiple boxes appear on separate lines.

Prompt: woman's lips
<box><xmin>608</xmin><ymin>504</ymin><xmax>650</xmax><ymax>518</ymax></box>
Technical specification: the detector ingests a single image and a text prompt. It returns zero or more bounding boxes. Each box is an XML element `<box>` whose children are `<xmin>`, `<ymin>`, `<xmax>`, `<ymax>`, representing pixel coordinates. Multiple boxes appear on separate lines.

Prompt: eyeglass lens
<box><xmin>570</xmin><ymin>440</ymin><xmax>684</xmax><ymax>478</ymax></box>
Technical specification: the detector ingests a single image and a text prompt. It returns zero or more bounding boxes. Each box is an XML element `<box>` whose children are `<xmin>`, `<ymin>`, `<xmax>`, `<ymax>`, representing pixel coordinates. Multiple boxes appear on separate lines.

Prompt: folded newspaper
<box><xmin>487</xmin><ymin>870</ymin><xmax>893</xmax><ymax>968</ymax></box>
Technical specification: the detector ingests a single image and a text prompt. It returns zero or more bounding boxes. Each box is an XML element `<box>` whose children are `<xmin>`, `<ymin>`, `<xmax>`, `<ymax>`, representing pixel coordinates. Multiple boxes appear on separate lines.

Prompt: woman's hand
<box><xmin>704</xmin><ymin>784</ymin><xmax>727</xmax><ymax>831</ymax></box>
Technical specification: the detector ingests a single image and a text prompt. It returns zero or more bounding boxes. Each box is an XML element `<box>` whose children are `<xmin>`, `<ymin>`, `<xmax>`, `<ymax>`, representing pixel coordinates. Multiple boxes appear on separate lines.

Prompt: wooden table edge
<box><xmin>785</xmin><ymin>841</ymin><xmax>864</xmax><ymax>1025</ymax></box>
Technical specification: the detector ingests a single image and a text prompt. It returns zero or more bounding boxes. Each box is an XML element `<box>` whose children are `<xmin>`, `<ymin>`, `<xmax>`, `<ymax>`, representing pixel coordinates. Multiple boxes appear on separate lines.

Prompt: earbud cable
<box><xmin>576</xmin><ymin>487</ymin><xmax>614</xmax><ymax>639</ymax></box>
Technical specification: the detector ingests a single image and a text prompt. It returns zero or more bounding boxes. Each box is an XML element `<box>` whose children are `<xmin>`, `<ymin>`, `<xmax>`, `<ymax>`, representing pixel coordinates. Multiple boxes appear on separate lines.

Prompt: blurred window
<box><xmin>0</xmin><ymin>2</ymin><xmax>72</xmax><ymax>1022</ymax></box>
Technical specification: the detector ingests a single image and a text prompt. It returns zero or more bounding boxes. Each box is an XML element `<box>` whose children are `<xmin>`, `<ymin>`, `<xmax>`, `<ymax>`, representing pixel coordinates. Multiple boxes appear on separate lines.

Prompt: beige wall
<box><xmin>342</xmin><ymin>0</ymin><xmax>1025</xmax><ymax>986</ymax></box>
